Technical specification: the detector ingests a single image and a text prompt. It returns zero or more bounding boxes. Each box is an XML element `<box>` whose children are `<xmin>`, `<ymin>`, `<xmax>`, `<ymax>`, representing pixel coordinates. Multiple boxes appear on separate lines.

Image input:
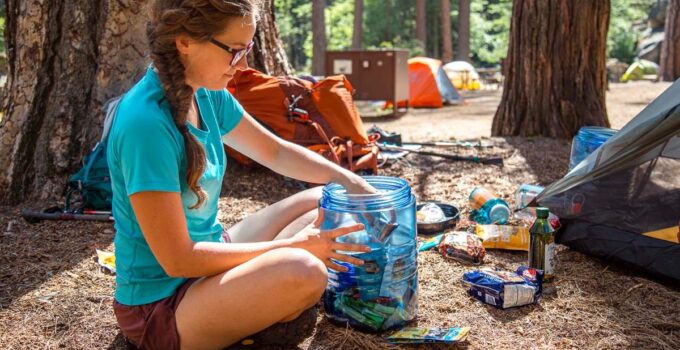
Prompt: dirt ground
<box><xmin>364</xmin><ymin>80</ymin><xmax>673</xmax><ymax>141</ymax></box>
<box><xmin>1</xmin><ymin>81</ymin><xmax>678</xmax><ymax>350</ymax></box>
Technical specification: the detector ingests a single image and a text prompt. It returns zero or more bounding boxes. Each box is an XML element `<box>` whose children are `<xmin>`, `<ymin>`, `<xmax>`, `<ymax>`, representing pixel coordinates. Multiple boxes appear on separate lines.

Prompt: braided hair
<box><xmin>146</xmin><ymin>0</ymin><xmax>260</xmax><ymax>209</ymax></box>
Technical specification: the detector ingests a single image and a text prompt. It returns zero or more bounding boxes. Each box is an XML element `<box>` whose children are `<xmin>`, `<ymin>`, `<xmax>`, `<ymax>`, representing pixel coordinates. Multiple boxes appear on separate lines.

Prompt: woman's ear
<box><xmin>175</xmin><ymin>34</ymin><xmax>193</xmax><ymax>55</ymax></box>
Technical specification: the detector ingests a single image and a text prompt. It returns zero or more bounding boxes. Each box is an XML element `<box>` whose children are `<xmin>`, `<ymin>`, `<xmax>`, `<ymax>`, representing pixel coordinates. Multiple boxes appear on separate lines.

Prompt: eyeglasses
<box><xmin>209</xmin><ymin>39</ymin><xmax>254</xmax><ymax>66</ymax></box>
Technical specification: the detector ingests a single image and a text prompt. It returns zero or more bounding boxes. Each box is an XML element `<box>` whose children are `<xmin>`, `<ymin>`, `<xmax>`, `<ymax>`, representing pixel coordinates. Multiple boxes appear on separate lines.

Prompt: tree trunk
<box><xmin>457</xmin><ymin>0</ymin><xmax>471</xmax><ymax>62</ymax></box>
<box><xmin>660</xmin><ymin>0</ymin><xmax>680</xmax><ymax>81</ymax></box>
<box><xmin>492</xmin><ymin>0</ymin><xmax>610</xmax><ymax>138</ymax></box>
<box><xmin>0</xmin><ymin>0</ymin><xmax>152</xmax><ymax>204</ymax></box>
<box><xmin>351</xmin><ymin>0</ymin><xmax>363</xmax><ymax>49</ymax></box>
<box><xmin>416</xmin><ymin>0</ymin><xmax>427</xmax><ymax>52</ymax></box>
<box><xmin>249</xmin><ymin>0</ymin><xmax>291</xmax><ymax>76</ymax></box>
<box><xmin>312</xmin><ymin>0</ymin><xmax>326</xmax><ymax>76</ymax></box>
<box><xmin>385</xmin><ymin>0</ymin><xmax>393</xmax><ymax>43</ymax></box>
<box><xmin>440</xmin><ymin>0</ymin><xmax>453</xmax><ymax>62</ymax></box>
<box><xmin>0</xmin><ymin>0</ymin><xmax>290</xmax><ymax>205</ymax></box>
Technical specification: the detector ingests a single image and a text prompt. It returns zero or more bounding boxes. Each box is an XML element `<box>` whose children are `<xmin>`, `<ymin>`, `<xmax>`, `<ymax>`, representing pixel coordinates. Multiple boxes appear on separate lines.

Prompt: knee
<box><xmin>301</xmin><ymin>186</ymin><xmax>323</xmax><ymax>205</ymax></box>
<box><xmin>275</xmin><ymin>248</ymin><xmax>328</xmax><ymax>299</ymax></box>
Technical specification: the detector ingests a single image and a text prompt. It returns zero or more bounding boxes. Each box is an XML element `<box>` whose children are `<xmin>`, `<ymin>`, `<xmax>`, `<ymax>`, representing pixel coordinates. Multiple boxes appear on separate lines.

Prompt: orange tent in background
<box><xmin>407</xmin><ymin>57</ymin><xmax>463</xmax><ymax>108</ymax></box>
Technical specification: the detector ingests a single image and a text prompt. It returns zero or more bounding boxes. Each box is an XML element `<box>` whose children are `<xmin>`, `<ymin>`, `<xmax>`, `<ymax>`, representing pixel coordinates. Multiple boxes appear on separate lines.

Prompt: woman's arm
<box><xmin>130</xmin><ymin>191</ymin><xmax>369</xmax><ymax>278</ymax></box>
<box><xmin>222</xmin><ymin>113</ymin><xmax>376</xmax><ymax>194</ymax></box>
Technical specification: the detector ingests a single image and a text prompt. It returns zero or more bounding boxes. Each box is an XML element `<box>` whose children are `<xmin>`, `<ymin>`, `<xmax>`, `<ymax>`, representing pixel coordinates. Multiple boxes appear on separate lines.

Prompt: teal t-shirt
<box><xmin>108</xmin><ymin>67</ymin><xmax>244</xmax><ymax>306</ymax></box>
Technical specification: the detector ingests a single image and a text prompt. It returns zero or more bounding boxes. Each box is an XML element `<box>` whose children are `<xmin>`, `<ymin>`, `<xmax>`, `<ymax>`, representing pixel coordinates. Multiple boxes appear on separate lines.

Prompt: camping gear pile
<box><xmin>536</xmin><ymin>79</ymin><xmax>680</xmax><ymax>282</ymax></box>
<box><xmin>370</xmin><ymin>125</ymin><xmax>503</xmax><ymax>166</ymax></box>
<box><xmin>21</xmin><ymin>96</ymin><xmax>123</xmax><ymax>223</ymax></box>
<box><xmin>414</xmin><ymin>185</ymin><xmax>559</xmax><ymax>312</ymax></box>
<box><xmin>226</xmin><ymin>68</ymin><xmax>379</xmax><ymax>175</ymax></box>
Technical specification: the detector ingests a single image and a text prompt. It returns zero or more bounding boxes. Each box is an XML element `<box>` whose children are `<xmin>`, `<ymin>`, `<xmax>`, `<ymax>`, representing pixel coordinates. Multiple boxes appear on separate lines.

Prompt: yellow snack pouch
<box><xmin>475</xmin><ymin>225</ymin><xmax>529</xmax><ymax>251</ymax></box>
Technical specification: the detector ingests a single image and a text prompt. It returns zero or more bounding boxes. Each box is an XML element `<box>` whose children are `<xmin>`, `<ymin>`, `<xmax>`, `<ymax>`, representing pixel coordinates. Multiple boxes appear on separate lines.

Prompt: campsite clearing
<box><xmin>0</xmin><ymin>81</ymin><xmax>678</xmax><ymax>350</ymax></box>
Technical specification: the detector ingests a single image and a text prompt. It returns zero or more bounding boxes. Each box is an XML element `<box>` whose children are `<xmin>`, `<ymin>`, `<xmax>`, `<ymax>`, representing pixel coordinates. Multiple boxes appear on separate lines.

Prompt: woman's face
<box><xmin>177</xmin><ymin>14</ymin><xmax>256</xmax><ymax>91</ymax></box>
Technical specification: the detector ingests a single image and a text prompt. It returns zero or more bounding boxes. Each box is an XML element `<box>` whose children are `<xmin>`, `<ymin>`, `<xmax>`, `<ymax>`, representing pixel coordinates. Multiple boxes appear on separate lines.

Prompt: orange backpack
<box><xmin>226</xmin><ymin>69</ymin><xmax>378</xmax><ymax>174</ymax></box>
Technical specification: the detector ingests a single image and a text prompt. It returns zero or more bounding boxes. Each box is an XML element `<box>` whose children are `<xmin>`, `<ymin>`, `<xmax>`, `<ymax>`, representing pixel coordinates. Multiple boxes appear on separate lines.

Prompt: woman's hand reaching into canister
<box><xmin>338</xmin><ymin>173</ymin><xmax>379</xmax><ymax>195</ymax></box>
<box><xmin>288</xmin><ymin>209</ymin><xmax>371</xmax><ymax>272</ymax></box>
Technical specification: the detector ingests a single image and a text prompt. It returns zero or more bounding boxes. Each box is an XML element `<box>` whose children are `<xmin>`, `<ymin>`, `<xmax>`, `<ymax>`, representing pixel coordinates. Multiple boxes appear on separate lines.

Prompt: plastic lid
<box><xmin>536</xmin><ymin>207</ymin><xmax>550</xmax><ymax>219</ymax></box>
<box><xmin>489</xmin><ymin>203</ymin><xmax>510</xmax><ymax>224</ymax></box>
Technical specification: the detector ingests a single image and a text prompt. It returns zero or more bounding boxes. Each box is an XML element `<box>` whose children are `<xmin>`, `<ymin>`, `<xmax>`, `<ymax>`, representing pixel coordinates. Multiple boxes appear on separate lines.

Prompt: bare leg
<box><xmin>227</xmin><ymin>186</ymin><xmax>322</xmax><ymax>243</ymax></box>
<box><xmin>274</xmin><ymin>209</ymin><xmax>318</xmax><ymax>240</ymax></box>
<box><xmin>175</xmin><ymin>248</ymin><xmax>328</xmax><ymax>349</ymax></box>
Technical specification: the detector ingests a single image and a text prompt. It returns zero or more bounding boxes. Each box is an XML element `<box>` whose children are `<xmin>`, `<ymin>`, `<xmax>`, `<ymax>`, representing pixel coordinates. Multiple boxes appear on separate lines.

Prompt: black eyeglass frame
<box><xmin>209</xmin><ymin>39</ymin><xmax>254</xmax><ymax>66</ymax></box>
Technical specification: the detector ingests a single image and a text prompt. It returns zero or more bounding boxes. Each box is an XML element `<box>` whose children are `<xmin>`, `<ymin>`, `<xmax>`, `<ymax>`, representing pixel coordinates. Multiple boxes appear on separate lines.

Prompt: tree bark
<box><xmin>440</xmin><ymin>0</ymin><xmax>453</xmax><ymax>62</ymax></box>
<box><xmin>660</xmin><ymin>0</ymin><xmax>680</xmax><ymax>81</ymax></box>
<box><xmin>0</xmin><ymin>0</ymin><xmax>290</xmax><ymax>205</ymax></box>
<box><xmin>312</xmin><ymin>0</ymin><xmax>326</xmax><ymax>76</ymax></box>
<box><xmin>249</xmin><ymin>0</ymin><xmax>291</xmax><ymax>76</ymax></box>
<box><xmin>457</xmin><ymin>0</ymin><xmax>471</xmax><ymax>62</ymax></box>
<box><xmin>416</xmin><ymin>0</ymin><xmax>427</xmax><ymax>52</ymax></box>
<box><xmin>492</xmin><ymin>0</ymin><xmax>611</xmax><ymax>138</ymax></box>
<box><xmin>0</xmin><ymin>0</ymin><xmax>152</xmax><ymax>204</ymax></box>
<box><xmin>351</xmin><ymin>0</ymin><xmax>363</xmax><ymax>49</ymax></box>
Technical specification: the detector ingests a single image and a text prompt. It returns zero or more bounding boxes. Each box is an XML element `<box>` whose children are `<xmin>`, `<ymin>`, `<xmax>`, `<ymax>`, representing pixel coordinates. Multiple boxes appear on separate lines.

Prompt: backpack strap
<box><xmin>101</xmin><ymin>94</ymin><xmax>125</xmax><ymax>143</ymax></box>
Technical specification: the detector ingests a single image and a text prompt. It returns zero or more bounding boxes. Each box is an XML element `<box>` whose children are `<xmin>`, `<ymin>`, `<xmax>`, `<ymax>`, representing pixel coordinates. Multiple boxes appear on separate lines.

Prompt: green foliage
<box><xmin>325</xmin><ymin>0</ymin><xmax>354</xmax><ymax>51</ymax></box>
<box><xmin>469</xmin><ymin>0</ymin><xmax>511</xmax><ymax>67</ymax></box>
<box><xmin>275</xmin><ymin>0</ymin><xmax>660</xmax><ymax>72</ymax></box>
<box><xmin>608</xmin><ymin>0</ymin><xmax>657</xmax><ymax>64</ymax></box>
<box><xmin>275</xmin><ymin>0</ymin><xmax>311</xmax><ymax>72</ymax></box>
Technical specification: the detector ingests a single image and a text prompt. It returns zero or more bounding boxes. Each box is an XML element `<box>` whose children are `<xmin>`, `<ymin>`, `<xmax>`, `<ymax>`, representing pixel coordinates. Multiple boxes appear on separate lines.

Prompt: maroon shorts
<box><xmin>113</xmin><ymin>231</ymin><xmax>232</xmax><ymax>349</ymax></box>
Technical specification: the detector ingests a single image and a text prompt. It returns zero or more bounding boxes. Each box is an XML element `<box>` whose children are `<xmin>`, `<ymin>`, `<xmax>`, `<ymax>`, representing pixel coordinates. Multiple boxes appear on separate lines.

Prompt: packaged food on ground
<box><xmin>416</xmin><ymin>202</ymin><xmax>446</xmax><ymax>223</ymax></box>
<box><xmin>438</xmin><ymin>232</ymin><xmax>486</xmax><ymax>264</ymax></box>
<box><xmin>385</xmin><ymin>326</ymin><xmax>470</xmax><ymax>344</ymax></box>
<box><xmin>475</xmin><ymin>224</ymin><xmax>530</xmax><ymax>251</ymax></box>
<box><xmin>461</xmin><ymin>266</ymin><xmax>543</xmax><ymax>309</ymax></box>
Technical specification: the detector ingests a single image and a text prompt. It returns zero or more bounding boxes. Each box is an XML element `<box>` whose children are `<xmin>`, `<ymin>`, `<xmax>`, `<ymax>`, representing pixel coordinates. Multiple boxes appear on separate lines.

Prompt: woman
<box><xmin>108</xmin><ymin>1</ymin><xmax>376</xmax><ymax>349</ymax></box>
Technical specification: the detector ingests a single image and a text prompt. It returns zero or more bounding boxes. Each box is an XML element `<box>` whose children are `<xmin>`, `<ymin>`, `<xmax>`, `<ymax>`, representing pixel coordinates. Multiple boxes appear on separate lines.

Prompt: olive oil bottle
<box><xmin>528</xmin><ymin>207</ymin><xmax>556</xmax><ymax>283</ymax></box>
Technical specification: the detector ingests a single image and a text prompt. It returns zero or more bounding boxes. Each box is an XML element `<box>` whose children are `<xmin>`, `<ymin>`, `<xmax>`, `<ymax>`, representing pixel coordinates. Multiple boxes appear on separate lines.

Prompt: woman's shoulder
<box><xmin>109</xmin><ymin>83</ymin><xmax>181</xmax><ymax>153</ymax></box>
<box><xmin>115</xmin><ymin>79</ymin><xmax>176</xmax><ymax>132</ymax></box>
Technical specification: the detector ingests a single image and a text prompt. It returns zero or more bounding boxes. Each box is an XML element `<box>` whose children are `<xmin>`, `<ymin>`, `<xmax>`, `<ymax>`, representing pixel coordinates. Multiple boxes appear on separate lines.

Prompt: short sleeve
<box><xmin>213</xmin><ymin>88</ymin><xmax>245</xmax><ymax>136</ymax></box>
<box><xmin>115</xmin><ymin>114</ymin><xmax>182</xmax><ymax>196</ymax></box>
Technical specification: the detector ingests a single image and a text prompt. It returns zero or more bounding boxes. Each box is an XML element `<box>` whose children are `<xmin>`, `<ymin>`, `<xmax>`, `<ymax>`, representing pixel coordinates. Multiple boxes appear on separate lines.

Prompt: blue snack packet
<box><xmin>462</xmin><ymin>266</ymin><xmax>543</xmax><ymax>309</ymax></box>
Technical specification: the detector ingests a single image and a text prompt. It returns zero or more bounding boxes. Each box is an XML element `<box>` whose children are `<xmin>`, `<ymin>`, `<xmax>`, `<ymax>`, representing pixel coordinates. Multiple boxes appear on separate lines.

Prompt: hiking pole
<box><xmin>403</xmin><ymin>140</ymin><xmax>494</xmax><ymax>148</ymax></box>
<box><xmin>378</xmin><ymin>144</ymin><xmax>504</xmax><ymax>166</ymax></box>
<box><xmin>21</xmin><ymin>209</ymin><xmax>113</xmax><ymax>223</ymax></box>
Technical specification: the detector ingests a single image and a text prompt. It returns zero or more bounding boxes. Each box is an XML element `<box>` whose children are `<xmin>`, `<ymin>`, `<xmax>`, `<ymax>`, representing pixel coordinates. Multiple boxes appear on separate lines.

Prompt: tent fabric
<box><xmin>620</xmin><ymin>59</ymin><xmax>659</xmax><ymax>82</ymax></box>
<box><xmin>443</xmin><ymin>61</ymin><xmax>481</xmax><ymax>90</ymax></box>
<box><xmin>535</xmin><ymin>79</ymin><xmax>680</xmax><ymax>282</ymax></box>
<box><xmin>407</xmin><ymin>57</ymin><xmax>462</xmax><ymax>108</ymax></box>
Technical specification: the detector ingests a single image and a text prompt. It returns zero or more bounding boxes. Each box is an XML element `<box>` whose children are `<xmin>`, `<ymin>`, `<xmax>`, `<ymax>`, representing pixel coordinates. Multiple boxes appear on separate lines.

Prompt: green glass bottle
<box><xmin>528</xmin><ymin>207</ymin><xmax>556</xmax><ymax>283</ymax></box>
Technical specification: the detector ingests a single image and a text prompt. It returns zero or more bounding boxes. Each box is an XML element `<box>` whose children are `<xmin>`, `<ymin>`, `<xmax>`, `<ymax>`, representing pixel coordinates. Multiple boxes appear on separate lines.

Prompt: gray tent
<box><xmin>535</xmin><ymin>80</ymin><xmax>680</xmax><ymax>282</ymax></box>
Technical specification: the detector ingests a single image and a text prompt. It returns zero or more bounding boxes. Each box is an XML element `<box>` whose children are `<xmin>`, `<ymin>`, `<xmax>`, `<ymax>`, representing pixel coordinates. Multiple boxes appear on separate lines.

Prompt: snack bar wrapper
<box><xmin>461</xmin><ymin>266</ymin><xmax>543</xmax><ymax>309</ymax></box>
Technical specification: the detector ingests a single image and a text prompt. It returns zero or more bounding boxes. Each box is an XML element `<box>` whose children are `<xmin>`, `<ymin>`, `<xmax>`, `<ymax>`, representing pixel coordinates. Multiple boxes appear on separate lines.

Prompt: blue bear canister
<box><xmin>320</xmin><ymin>176</ymin><xmax>417</xmax><ymax>332</ymax></box>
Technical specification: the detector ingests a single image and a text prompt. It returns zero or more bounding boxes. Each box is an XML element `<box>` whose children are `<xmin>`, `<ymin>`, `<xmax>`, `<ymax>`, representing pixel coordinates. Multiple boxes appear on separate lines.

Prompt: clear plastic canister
<box><xmin>569</xmin><ymin>126</ymin><xmax>617</xmax><ymax>170</ymax></box>
<box><xmin>320</xmin><ymin>176</ymin><xmax>417</xmax><ymax>332</ymax></box>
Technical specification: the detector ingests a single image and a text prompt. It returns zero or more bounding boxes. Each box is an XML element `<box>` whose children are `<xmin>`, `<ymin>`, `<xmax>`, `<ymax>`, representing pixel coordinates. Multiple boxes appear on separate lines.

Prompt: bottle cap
<box><xmin>489</xmin><ymin>203</ymin><xmax>510</xmax><ymax>224</ymax></box>
<box><xmin>536</xmin><ymin>207</ymin><xmax>550</xmax><ymax>219</ymax></box>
